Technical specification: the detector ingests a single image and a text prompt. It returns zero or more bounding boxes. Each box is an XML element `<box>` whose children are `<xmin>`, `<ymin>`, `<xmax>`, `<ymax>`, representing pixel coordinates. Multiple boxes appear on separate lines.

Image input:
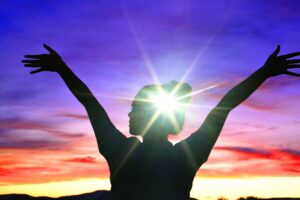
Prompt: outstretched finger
<box><xmin>287</xmin><ymin>59</ymin><xmax>300</xmax><ymax>64</ymax></box>
<box><xmin>281</xmin><ymin>52</ymin><xmax>300</xmax><ymax>59</ymax></box>
<box><xmin>285</xmin><ymin>71</ymin><xmax>300</xmax><ymax>77</ymax></box>
<box><xmin>30</xmin><ymin>68</ymin><xmax>44</xmax><ymax>74</ymax></box>
<box><xmin>22</xmin><ymin>59</ymin><xmax>41</xmax><ymax>63</ymax></box>
<box><xmin>24</xmin><ymin>54</ymin><xmax>44</xmax><ymax>59</ymax></box>
<box><xmin>287</xmin><ymin>64</ymin><xmax>300</xmax><ymax>69</ymax></box>
<box><xmin>24</xmin><ymin>63</ymin><xmax>41</xmax><ymax>67</ymax></box>
<box><xmin>43</xmin><ymin>44</ymin><xmax>58</xmax><ymax>55</ymax></box>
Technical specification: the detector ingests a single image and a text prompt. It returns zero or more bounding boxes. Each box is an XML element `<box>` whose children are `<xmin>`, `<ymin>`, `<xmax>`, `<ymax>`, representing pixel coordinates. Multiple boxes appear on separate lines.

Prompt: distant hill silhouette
<box><xmin>1</xmin><ymin>191</ymin><xmax>299</xmax><ymax>200</ymax></box>
<box><xmin>237</xmin><ymin>197</ymin><xmax>300</xmax><ymax>200</ymax></box>
<box><xmin>0</xmin><ymin>190</ymin><xmax>110</xmax><ymax>200</ymax></box>
<box><xmin>0</xmin><ymin>190</ymin><xmax>199</xmax><ymax>200</ymax></box>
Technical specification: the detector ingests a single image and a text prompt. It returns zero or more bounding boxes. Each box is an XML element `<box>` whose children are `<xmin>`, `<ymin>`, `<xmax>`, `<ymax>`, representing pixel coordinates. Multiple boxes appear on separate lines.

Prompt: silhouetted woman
<box><xmin>23</xmin><ymin>44</ymin><xmax>300</xmax><ymax>200</ymax></box>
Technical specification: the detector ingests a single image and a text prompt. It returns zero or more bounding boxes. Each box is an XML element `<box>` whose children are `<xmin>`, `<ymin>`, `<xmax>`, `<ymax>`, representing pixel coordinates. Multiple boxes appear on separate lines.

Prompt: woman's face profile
<box><xmin>128</xmin><ymin>101</ymin><xmax>186</xmax><ymax>137</ymax></box>
<box><xmin>128</xmin><ymin>101</ymin><xmax>156</xmax><ymax>135</ymax></box>
<box><xmin>128</xmin><ymin>81</ymin><xmax>192</xmax><ymax>137</ymax></box>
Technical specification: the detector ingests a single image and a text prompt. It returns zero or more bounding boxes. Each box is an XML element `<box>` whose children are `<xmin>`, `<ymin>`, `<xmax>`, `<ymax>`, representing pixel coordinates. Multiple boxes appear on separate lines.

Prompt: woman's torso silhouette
<box><xmin>102</xmin><ymin>133</ymin><xmax>209</xmax><ymax>200</ymax></box>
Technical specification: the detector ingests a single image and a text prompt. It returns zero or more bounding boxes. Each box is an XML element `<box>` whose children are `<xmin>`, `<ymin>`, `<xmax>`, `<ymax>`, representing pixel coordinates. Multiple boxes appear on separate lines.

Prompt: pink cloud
<box><xmin>57</xmin><ymin>112</ymin><xmax>89</xmax><ymax>120</ymax></box>
<box><xmin>0</xmin><ymin>116</ymin><xmax>85</xmax><ymax>142</ymax></box>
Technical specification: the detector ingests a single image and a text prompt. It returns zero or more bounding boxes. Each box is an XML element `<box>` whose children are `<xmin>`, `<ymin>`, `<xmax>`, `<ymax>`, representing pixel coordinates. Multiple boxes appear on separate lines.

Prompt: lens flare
<box><xmin>150</xmin><ymin>93</ymin><xmax>181</xmax><ymax>113</ymax></box>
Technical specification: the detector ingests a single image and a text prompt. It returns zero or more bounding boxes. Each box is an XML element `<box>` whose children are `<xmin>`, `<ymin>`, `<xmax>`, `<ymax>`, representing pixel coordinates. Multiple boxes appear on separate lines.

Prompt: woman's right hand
<box><xmin>22</xmin><ymin>44</ymin><xmax>67</xmax><ymax>74</ymax></box>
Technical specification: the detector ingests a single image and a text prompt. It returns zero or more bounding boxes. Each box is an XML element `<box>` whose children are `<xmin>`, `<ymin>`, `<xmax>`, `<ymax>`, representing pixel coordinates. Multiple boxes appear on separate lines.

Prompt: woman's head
<box><xmin>129</xmin><ymin>81</ymin><xmax>192</xmax><ymax>137</ymax></box>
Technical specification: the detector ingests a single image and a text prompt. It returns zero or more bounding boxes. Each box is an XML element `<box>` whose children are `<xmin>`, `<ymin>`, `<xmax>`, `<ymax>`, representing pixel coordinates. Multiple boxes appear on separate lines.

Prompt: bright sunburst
<box><xmin>151</xmin><ymin>93</ymin><xmax>177</xmax><ymax>113</ymax></box>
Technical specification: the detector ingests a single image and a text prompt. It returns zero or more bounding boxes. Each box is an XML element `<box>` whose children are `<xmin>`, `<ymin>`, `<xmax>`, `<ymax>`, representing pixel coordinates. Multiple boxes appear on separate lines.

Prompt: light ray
<box><xmin>99</xmin><ymin>82</ymin><xmax>222</xmax><ymax>114</ymax></box>
<box><xmin>176</xmin><ymin>83</ymin><xmax>223</xmax><ymax>101</ymax></box>
<box><xmin>122</xmin><ymin>7</ymin><xmax>161</xmax><ymax>85</ymax></box>
<box><xmin>113</xmin><ymin>110</ymin><xmax>161</xmax><ymax>177</ymax></box>
<box><xmin>179</xmin><ymin>141</ymin><xmax>198</xmax><ymax>170</ymax></box>
<box><xmin>112</xmin><ymin>138</ymin><xmax>140</xmax><ymax>179</ymax></box>
<box><xmin>98</xmin><ymin>95</ymin><xmax>135</xmax><ymax>101</ymax></box>
<box><xmin>98</xmin><ymin>94</ymin><xmax>215</xmax><ymax>110</ymax></box>
<box><xmin>141</xmin><ymin>110</ymin><xmax>162</xmax><ymax>136</ymax></box>
<box><xmin>166</xmin><ymin>110</ymin><xmax>181</xmax><ymax>134</ymax></box>
<box><xmin>98</xmin><ymin>95</ymin><xmax>153</xmax><ymax>103</ymax></box>
<box><xmin>176</xmin><ymin>3</ymin><xmax>236</xmax><ymax>89</ymax></box>
<box><xmin>177</xmin><ymin>102</ymin><xmax>214</xmax><ymax>109</ymax></box>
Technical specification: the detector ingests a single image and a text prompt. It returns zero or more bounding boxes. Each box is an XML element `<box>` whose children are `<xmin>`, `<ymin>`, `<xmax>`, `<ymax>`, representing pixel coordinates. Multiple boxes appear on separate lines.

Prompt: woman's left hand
<box><xmin>263</xmin><ymin>45</ymin><xmax>300</xmax><ymax>77</ymax></box>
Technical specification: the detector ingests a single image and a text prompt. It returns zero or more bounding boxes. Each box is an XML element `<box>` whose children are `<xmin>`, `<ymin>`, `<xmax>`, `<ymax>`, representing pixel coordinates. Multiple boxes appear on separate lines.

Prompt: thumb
<box><xmin>43</xmin><ymin>44</ymin><xmax>59</xmax><ymax>56</ymax></box>
<box><xmin>270</xmin><ymin>45</ymin><xmax>280</xmax><ymax>57</ymax></box>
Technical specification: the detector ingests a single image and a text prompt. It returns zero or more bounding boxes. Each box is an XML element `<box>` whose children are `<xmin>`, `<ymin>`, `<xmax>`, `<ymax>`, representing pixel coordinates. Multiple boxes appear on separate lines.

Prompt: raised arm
<box><xmin>22</xmin><ymin>44</ymin><xmax>127</xmax><ymax>158</ymax></box>
<box><xmin>179</xmin><ymin>45</ymin><xmax>300</xmax><ymax>167</ymax></box>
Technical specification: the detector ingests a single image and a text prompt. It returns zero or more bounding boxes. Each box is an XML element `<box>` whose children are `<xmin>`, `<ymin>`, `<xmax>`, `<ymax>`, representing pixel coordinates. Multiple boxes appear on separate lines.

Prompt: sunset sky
<box><xmin>1</xmin><ymin>0</ymin><xmax>300</xmax><ymax>199</ymax></box>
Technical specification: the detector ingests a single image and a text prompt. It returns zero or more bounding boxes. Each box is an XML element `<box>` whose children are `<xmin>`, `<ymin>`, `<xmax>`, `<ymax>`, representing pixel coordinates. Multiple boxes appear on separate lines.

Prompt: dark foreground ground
<box><xmin>0</xmin><ymin>191</ymin><xmax>299</xmax><ymax>200</ymax></box>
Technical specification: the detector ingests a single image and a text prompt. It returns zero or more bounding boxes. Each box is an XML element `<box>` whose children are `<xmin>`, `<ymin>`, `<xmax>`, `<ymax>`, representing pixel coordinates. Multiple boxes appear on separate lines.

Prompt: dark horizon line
<box><xmin>0</xmin><ymin>190</ymin><xmax>299</xmax><ymax>200</ymax></box>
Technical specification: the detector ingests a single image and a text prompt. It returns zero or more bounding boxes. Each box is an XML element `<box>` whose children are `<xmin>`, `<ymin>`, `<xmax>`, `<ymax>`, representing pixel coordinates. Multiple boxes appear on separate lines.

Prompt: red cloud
<box><xmin>214</xmin><ymin>146</ymin><xmax>273</xmax><ymax>160</ymax></box>
<box><xmin>63</xmin><ymin>156</ymin><xmax>98</xmax><ymax>164</ymax></box>
<box><xmin>0</xmin><ymin>167</ymin><xmax>12</xmax><ymax>176</ymax></box>
<box><xmin>215</xmin><ymin>146</ymin><xmax>300</xmax><ymax>161</ymax></box>
<box><xmin>205</xmin><ymin>146</ymin><xmax>300</xmax><ymax>176</ymax></box>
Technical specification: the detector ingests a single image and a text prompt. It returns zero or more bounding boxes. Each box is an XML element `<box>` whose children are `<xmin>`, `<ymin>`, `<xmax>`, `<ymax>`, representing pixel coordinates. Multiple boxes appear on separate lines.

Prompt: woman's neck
<box><xmin>143</xmin><ymin>131</ymin><xmax>169</xmax><ymax>147</ymax></box>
